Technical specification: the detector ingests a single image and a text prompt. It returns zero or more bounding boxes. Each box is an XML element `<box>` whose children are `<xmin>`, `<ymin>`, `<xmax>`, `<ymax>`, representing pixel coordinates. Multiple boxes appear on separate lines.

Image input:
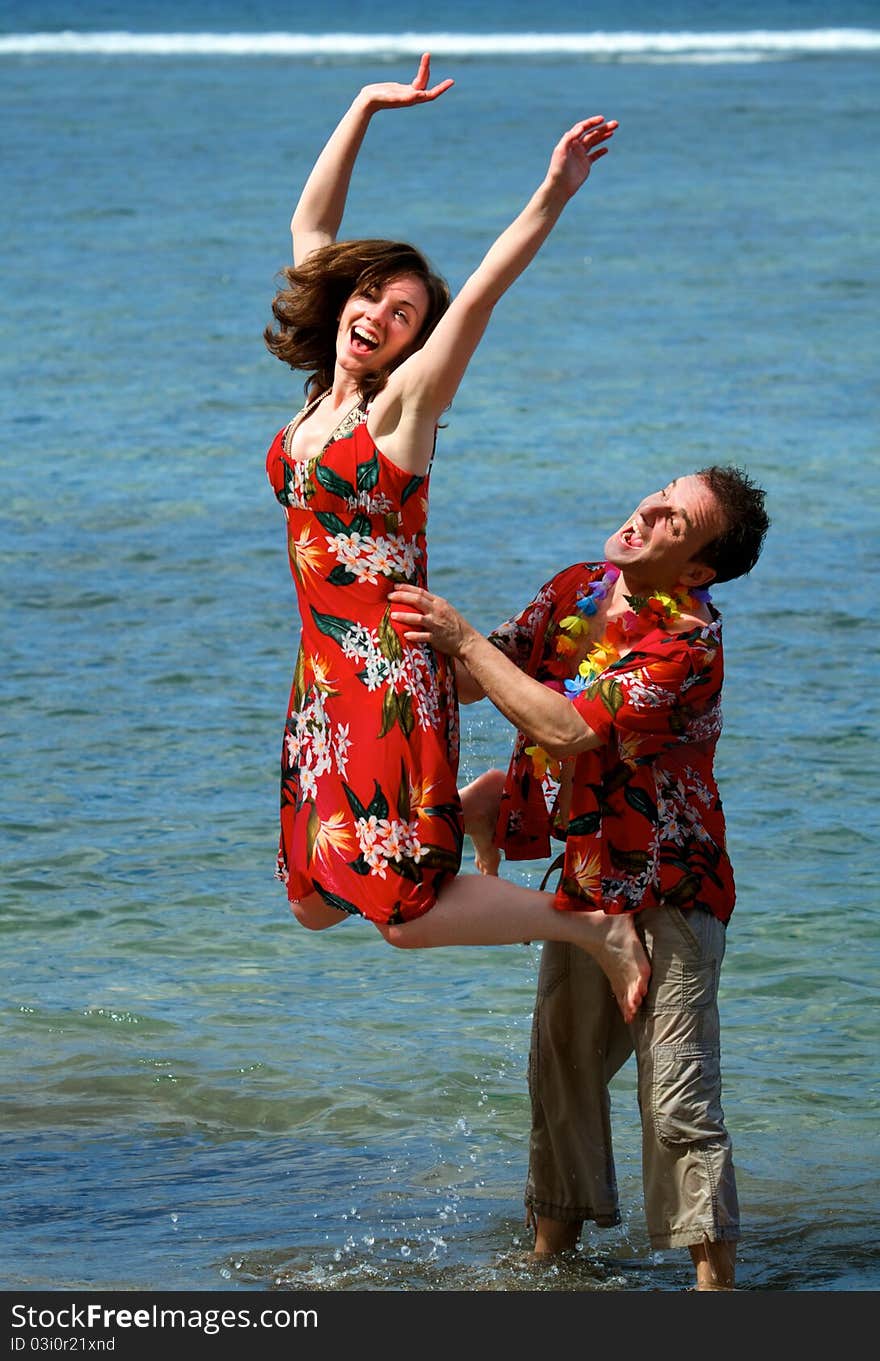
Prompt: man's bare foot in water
<box><xmin>568</xmin><ymin>909</ymin><xmax>651</xmax><ymax>1023</ymax></box>
<box><xmin>460</xmin><ymin>768</ymin><xmax>505</xmax><ymax>876</ymax></box>
<box><xmin>530</xmin><ymin>1214</ymin><xmax>581</xmax><ymax>1258</ymax></box>
<box><xmin>689</xmin><ymin>1239</ymin><xmax>736</xmax><ymax>1290</ymax></box>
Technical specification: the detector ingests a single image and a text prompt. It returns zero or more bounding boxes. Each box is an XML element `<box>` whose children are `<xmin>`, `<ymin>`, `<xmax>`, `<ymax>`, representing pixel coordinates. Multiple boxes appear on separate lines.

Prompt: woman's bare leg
<box><xmin>290</xmin><ymin>891</ymin><xmax>348</xmax><ymax>931</ymax></box>
<box><xmin>459</xmin><ymin>768</ymin><xmax>505</xmax><ymax>876</ymax></box>
<box><xmin>377</xmin><ymin>873</ymin><xmax>650</xmax><ymax>1023</ymax></box>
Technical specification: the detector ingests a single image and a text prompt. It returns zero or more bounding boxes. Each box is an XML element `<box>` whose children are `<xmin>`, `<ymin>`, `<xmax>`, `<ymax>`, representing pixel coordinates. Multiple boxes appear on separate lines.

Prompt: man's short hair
<box><xmin>696</xmin><ymin>465</ymin><xmax>770</xmax><ymax>584</ymax></box>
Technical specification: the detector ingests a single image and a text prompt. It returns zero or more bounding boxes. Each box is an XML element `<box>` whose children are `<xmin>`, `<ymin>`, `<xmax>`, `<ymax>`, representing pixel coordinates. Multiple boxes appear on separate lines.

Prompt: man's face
<box><xmin>604</xmin><ymin>475</ymin><xmax>723</xmax><ymax>589</ymax></box>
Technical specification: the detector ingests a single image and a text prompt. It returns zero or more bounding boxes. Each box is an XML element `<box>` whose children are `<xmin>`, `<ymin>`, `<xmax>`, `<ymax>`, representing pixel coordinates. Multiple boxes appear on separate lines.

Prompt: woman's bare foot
<box><xmin>568</xmin><ymin>910</ymin><xmax>651</xmax><ymax>1023</ymax></box>
<box><xmin>472</xmin><ymin>829</ymin><xmax>501</xmax><ymax>877</ymax></box>
<box><xmin>460</xmin><ymin>768</ymin><xmax>505</xmax><ymax>877</ymax></box>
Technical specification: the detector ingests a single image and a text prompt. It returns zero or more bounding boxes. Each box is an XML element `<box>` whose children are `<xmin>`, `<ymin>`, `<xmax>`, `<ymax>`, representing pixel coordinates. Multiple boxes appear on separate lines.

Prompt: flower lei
<box><xmin>524</xmin><ymin>563</ymin><xmax>711</xmax><ymax>777</ymax></box>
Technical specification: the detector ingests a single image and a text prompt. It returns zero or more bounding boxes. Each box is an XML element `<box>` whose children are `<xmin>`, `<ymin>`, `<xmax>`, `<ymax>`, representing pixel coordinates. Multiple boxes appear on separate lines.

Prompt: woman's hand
<box><xmin>389</xmin><ymin>585</ymin><xmax>471</xmax><ymax>655</ymax></box>
<box><xmin>546</xmin><ymin>116</ymin><xmax>618</xmax><ymax>201</ymax></box>
<box><xmin>290</xmin><ymin>53</ymin><xmax>452</xmax><ymax>264</ymax></box>
<box><xmin>359</xmin><ymin>53</ymin><xmax>454</xmax><ymax>114</ymax></box>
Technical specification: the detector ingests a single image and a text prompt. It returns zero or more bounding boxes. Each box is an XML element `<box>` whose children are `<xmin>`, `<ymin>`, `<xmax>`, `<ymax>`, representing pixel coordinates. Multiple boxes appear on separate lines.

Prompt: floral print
<box><xmin>489</xmin><ymin>562</ymin><xmax>735</xmax><ymax>923</ymax></box>
<box><xmin>266</xmin><ymin>410</ymin><xmax>462</xmax><ymax>925</ymax></box>
<box><xmin>326</xmin><ymin>528</ymin><xmax>421</xmax><ymax>583</ymax></box>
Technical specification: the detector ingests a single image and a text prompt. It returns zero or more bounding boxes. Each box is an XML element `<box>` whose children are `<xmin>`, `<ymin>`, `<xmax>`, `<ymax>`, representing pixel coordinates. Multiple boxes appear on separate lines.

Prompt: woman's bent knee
<box><xmin>290</xmin><ymin>897</ymin><xmax>344</xmax><ymax>931</ymax></box>
<box><xmin>377</xmin><ymin>922</ymin><xmax>421</xmax><ymax>949</ymax></box>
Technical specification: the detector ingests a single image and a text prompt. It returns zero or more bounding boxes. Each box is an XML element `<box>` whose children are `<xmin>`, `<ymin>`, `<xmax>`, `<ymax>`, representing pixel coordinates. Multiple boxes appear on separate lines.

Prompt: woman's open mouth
<box><xmin>350</xmin><ymin>325</ymin><xmax>379</xmax><ymax>354</ymax></box>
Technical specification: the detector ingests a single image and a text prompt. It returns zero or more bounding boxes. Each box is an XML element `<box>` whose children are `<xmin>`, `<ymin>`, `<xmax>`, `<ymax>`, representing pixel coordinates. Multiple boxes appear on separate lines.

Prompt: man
<box><xmin>389</xmin><ymin>464</ymin><xmax>770</xmax><ymax>1291</ymax></box>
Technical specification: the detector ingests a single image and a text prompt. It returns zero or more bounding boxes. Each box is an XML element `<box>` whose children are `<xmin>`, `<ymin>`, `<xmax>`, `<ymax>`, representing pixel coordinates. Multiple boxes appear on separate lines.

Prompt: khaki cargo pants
<box><xmin>524</xmin><ymin>905</ymin><xmax>740</xmax><ymax>1250</ymax></box>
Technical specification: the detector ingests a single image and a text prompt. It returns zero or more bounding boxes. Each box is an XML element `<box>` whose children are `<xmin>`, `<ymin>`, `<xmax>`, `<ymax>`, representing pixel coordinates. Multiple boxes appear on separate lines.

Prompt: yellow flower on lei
<box><xmin>555</xmin><ymin>614</ymin><xmax>589</xmax><ymax>656</ymax></box>
<box><xmin>559</xmin><ymin>614</ymin><xmax>590</xmax><ymax>638</ymax></box>
<box><xmin>577</xmin><ymin>638</ymin><xmax>619</xmax><ymax>683</ymax></box>
<box><xmin>651</xmin><ymin>591</ymin><xmax>680</xmax><ymax>619</ymax></box>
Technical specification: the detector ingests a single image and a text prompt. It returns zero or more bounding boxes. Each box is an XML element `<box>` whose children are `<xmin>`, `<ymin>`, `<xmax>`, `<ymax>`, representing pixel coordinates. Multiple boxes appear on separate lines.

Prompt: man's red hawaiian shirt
<box><xmin>488</xmin><ymin>562</ymin><xmax>736</xmax><ymax>923</ymax></box>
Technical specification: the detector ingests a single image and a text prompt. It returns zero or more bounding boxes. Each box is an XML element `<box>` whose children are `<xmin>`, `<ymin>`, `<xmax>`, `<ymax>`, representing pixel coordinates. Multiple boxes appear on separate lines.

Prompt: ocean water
<box><xmin>1</xmin><ymin>0</ymin><xmax>878</xmax><ymax>1296</ymax></box>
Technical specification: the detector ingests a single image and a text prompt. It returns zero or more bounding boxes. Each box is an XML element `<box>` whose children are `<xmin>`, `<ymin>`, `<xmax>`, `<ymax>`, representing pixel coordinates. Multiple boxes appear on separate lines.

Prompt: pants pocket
<box><xmin>644</xmin><ymin>949</ymin><xmax>718</xmax><ymax>1015</ymax></box>
<box><xmin>650</xmin><ymin>1044</ymin><xmax>726</xmax><ymax>1144</ymax></box>
<box><xmin>643</xmin><ymin>909</ymin><xmax>721</xmax><ymax>1015</ymax></box>
<box><xmin>665</xmin><ymin>905</ymin><xmax>702</xmax><ymax>955</ymax></box>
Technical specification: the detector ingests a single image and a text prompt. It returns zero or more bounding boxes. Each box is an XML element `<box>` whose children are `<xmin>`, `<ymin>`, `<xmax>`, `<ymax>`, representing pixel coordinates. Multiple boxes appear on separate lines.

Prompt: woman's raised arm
<box><xmin>371</xmin><ymin>117</ymin><xmax>617</xmax><ymax>471</ymax></box>
<box><xmin>291</xmin><ymin>53</ymin><xmax>454</xmax><ymax>265</ymax></box>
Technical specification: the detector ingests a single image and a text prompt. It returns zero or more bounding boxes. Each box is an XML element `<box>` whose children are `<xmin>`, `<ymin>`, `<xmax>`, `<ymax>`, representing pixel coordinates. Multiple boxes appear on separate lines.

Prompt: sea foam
<box><xmin>1</xmin><ymin>29</ymin><xmax>879</xmax><ymax>60</ymax></box>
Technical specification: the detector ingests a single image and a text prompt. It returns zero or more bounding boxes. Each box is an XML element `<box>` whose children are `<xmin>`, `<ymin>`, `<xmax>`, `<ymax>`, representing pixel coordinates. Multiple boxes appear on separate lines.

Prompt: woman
<box><xmin>264</xmin><ymin>57</ymin><xmax>648</xmax><ymax>1021</ymax></box>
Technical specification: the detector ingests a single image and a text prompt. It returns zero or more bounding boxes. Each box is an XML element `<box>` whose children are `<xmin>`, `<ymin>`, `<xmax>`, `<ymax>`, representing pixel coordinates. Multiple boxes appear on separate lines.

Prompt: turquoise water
<box><xmin>1</xmin><ymin>1</ymin><xmax>878</xmax><ymax>1293</ymax></box>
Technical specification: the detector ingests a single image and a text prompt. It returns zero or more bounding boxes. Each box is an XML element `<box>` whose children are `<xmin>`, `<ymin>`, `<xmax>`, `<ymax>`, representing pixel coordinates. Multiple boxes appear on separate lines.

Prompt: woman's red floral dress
<box><xmin>266</xmin><ymin>405</ymin><xmax>462</xmax><ymax>925</ymax></box>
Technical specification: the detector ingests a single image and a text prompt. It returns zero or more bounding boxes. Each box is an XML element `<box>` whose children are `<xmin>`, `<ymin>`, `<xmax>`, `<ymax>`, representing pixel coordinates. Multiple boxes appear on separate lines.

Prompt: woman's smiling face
<box><xmin>335</xmin><ymin>273</ymin><xmax>430</xmax><ymax>378</ymax></box>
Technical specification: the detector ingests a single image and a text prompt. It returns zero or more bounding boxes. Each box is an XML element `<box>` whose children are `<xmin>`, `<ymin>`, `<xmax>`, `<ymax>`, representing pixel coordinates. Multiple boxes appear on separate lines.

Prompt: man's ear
<box><xmin>680</xmin><ymin>559</ymin><xmax>716</xmax><ymax>589</ymax></box>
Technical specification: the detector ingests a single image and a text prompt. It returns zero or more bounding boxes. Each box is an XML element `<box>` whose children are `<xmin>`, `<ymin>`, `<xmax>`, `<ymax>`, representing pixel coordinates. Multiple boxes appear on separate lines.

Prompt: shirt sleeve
<box><xmin>487</xmin><ymin>582</ymin><xmax>558</xmax><ymax>671</ymax></box>
<box><xmin>572</xmin><ymin>643</ymin><xmax>716</xmax><ymax>754</ymax></box>
<box><xmin>487</xmin><ymin>563</ymin><xmax>592</xmax><ymax>674</ymax></box>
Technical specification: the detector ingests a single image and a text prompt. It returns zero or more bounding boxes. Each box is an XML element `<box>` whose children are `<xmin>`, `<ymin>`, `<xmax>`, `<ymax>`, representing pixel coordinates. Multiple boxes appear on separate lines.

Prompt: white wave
<box><xmin>628</xmin><ymin>52</ymin><xmax>774</xmax><ymax>64</ymax></box>
<box><xmin>1</xmin><ymin>29</ymin><xmax>879</xmax><ymax>59</ymax></box>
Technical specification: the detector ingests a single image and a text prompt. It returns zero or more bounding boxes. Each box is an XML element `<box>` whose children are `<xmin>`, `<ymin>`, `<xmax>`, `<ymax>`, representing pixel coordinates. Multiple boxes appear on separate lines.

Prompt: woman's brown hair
<box><xmin>264</xmin><ymin>239</ymin><xmax>451</xmax><ymax>403</ymax></box>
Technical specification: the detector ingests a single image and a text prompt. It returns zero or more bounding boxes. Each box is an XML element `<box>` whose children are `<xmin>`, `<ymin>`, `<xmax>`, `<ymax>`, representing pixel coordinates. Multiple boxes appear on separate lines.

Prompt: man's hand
<box><xmin>359</xmin><ymin>52</ymin><xmax>454</xmax><ymax>114</ymax></box>
<box><xmin>389</xmin><ymin>585</ymin><xmax>472</xmax><ymax>656</ymax></box>
<box><xmin>392</xmin><ymin>585</ymin><xmax>600</xmax><ymax>757</ymax></box>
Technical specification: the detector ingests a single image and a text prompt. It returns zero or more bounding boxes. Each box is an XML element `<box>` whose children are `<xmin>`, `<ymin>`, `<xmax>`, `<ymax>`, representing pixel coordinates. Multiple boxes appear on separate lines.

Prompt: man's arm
<box><xmin>390</xmin><ymin>586</ymin><xmax>602</xmax><ymax>757</ymax></box>
<box><xmin>454</xmin><ymin>659</ymin><xmax>485</xmax><ymax>704</ymax></box>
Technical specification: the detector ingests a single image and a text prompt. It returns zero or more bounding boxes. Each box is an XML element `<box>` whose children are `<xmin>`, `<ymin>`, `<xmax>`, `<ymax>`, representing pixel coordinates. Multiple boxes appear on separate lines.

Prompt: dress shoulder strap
<box><xmin>426</xmin><ymin>424</ymin><xmax>439</xmax><ymax>476</ymax></box>
<box><xmin>331</xmin><ymin>397</ymin><xmax>369</xmax><ymax>445</ymax></box>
